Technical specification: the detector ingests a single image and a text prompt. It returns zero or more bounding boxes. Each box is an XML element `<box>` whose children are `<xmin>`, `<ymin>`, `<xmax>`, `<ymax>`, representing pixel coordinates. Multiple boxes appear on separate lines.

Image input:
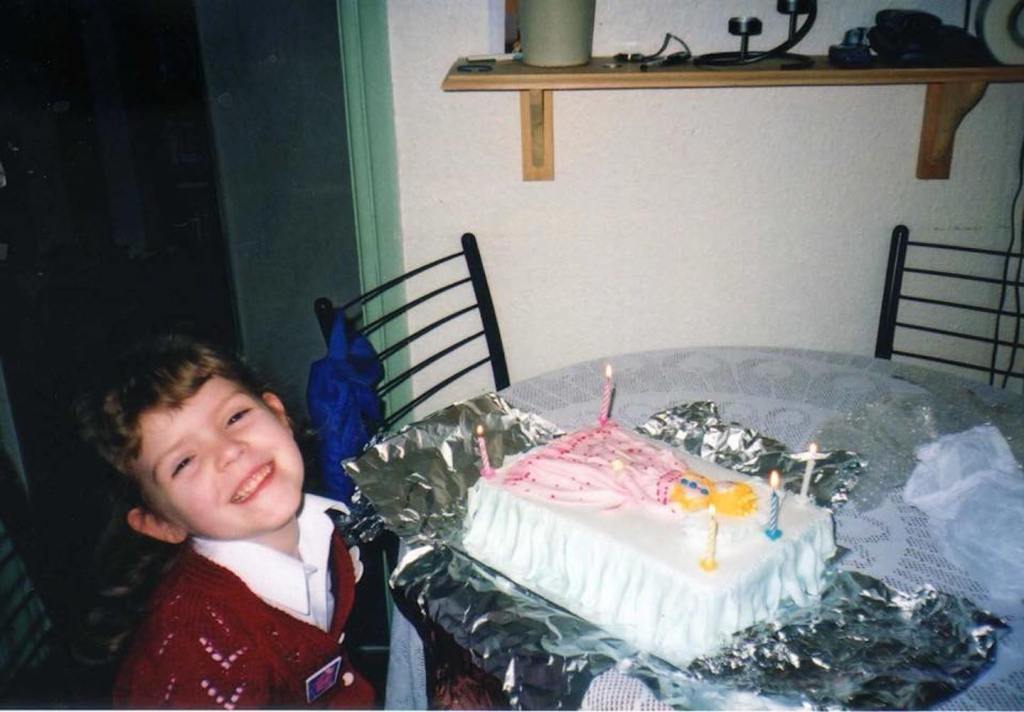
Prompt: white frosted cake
<box><xmin>462</xmin><ymin>420</ymin><xmax>835</xmax><ymax>667</ymax></box>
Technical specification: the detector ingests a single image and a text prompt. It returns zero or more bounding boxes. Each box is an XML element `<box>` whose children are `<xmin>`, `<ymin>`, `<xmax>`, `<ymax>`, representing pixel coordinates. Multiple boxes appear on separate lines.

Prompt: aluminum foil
<box><xmin>344</xmin><ymin>393</ymin><xmax>1005</xmax><ymax>709</ymax></box>
<box><xmin>636</xmin><ymin>401</ymin><xmax>864</xmax><ymax>509</ymax></box>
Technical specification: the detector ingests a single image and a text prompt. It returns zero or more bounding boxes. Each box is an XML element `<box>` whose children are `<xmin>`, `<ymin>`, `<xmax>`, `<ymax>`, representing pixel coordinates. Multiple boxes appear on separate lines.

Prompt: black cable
<box><xmin>639</xmin><ymin>33</ymin><xmax>675</xmax><ymax>62</ymax></box>
<box><xmin>1003</xmin><ymin>127</ymin><xmax>1024</xmax><ymax>386</ymax></box>
<box><xmin>693</xmin><ymin>1</ymin><xmax>817</xmax><ymax>69</ymax></box>
<box><xmin>989</xmin><ymin>122</ymin><xmax>1024</xmax><ymax>388</ymax></box>
<box><xmin>963</xmin><ymin>0</ymin><xmax>972</xmax><ymax>32</ymax></box>
<box><xmin>615</xmin><ymin>33</ymin><xmax>692</xmax><ymax>67</ymax></box>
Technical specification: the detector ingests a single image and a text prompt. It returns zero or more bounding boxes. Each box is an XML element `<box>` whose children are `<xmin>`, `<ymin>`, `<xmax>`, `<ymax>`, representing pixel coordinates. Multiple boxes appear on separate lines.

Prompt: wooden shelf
<box><xmin>442</xmin><ymin>56</ymin><xmax>1024</xmax><ymax>181</ymax></box>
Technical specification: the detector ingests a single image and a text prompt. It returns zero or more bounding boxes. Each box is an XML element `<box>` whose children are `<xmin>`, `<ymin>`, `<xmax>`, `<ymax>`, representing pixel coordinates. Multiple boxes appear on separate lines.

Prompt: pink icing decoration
<box><xmin>495</xmin><ymin>423</ymin><xmax>690</xmax><ymax>514</ymax></box>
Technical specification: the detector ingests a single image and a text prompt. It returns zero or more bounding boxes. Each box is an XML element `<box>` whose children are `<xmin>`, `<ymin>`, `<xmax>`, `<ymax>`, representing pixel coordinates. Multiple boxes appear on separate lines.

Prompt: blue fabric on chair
<box><xmin>307</xmin><ymin>311</ymin><xmax>383</xmax><ymax>503</ymax></box>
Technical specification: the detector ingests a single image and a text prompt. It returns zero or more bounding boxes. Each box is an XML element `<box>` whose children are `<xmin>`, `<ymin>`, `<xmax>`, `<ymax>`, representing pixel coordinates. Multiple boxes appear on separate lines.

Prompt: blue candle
<box><xmin>765</xmin><ymin>470</ymin><xmax>782</xmax><ymax>540</ymax></box>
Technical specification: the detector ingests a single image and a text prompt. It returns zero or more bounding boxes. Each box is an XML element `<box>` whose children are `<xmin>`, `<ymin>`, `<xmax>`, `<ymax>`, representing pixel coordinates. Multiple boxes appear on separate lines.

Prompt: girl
<box><xmin>74</xmin><ymin>333</ymin><xmax>375</xmax><ymax>709</ymax></box>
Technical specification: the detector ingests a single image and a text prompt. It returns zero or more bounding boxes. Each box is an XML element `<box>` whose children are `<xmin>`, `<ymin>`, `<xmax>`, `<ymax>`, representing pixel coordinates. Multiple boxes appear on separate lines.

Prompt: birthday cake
<box><xmin>462</xmin><ymin>420</ymin><xmax>835</xmax><ymax>667</ymax></box>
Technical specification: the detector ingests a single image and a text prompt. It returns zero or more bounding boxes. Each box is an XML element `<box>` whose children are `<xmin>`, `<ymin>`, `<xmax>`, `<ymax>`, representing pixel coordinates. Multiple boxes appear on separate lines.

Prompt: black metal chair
<box><xmin>0</xmin><ymin>524</ymin><xmax>54</xmax><ymax>702</ymax></box>
<box><xmin>0</xmin><ymin>451</ymin><xmax>112</xmax><ymax>707</ymax></box>
<box><xmin>314</xmin><ymin>232</ymin><xmax>509</xmax><ymax>432</ymax></box>
<box><xmin>875</xmin><ymin>224</ymin><xmax>1023</xmax><ymax>389</ymax></box>
<box><xmin>312</xmin><ymin>232</ymin><xmax>509</xmax><ymax>699</ymax></box>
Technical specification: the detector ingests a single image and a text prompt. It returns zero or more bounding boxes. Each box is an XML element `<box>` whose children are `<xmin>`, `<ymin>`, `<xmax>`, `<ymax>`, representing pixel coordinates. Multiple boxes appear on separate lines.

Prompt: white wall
<box><xmin>386</xmin><ymin>0</ymin><xmax>1024</xmax><ymax>407</ymax></box>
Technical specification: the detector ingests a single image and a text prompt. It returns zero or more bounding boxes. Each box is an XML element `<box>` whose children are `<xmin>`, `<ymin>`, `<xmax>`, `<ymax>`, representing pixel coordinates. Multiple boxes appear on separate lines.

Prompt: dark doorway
<box><xmin>1</xmin><ymin>0</ymin><xmax>235</xmax><ymax>703</ymax></box>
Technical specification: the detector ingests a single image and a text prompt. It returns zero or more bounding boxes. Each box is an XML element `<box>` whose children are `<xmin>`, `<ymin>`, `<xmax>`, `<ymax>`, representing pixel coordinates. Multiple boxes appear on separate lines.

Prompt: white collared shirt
<box><xmin>192</xmin><ymin>493</ymin><xmax>345</xmax><ymax>632</ymax></box>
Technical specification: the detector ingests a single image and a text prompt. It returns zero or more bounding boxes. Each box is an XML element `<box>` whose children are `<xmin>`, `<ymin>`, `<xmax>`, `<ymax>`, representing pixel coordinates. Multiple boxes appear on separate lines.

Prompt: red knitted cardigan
<box><xmin>113</xmin><ymin>532</ymin><xmax>376</xmax><ymax>709</ymax></box>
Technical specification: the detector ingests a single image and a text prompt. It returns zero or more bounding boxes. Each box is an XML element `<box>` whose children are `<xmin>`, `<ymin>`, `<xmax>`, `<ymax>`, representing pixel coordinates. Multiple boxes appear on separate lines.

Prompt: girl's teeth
<box><xmin>231</xmin><ymin>464</ymin><xmax>271</xmax><ymax>503</ymax></box>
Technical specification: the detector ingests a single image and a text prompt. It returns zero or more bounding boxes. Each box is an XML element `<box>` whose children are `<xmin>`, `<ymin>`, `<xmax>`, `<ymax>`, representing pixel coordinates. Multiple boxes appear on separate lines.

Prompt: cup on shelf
<box><xmin>519</xmin><ymin>0</ymin><xmax>596</xmax><ymax>67</ymax></box>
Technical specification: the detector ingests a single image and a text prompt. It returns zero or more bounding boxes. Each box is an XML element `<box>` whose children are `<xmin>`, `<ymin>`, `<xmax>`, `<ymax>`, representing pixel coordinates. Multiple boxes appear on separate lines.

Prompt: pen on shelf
<box><xmin>465</xmin><ymin>52</ymin><xmax>522</xmax><ymax>63</ymax></box>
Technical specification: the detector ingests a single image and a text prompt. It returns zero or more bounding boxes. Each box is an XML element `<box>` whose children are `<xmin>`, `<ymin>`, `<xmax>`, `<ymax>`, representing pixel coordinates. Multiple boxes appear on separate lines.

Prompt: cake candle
<box><xmin>700</xmin><ymin>505</ymin><xmax>718</xmax><ymax>572</ymax></box>
<box><xmin>475</xmin><ymin>425</ymin><xmax>494</xmax><ymax>479</ymax></box>
<box><xmin>799</xmin><ymin>442</ymin><xmax>819</xmax><ymax>499</ymax></box>
<box><xmin>765</xmin><ymin>470</ymin><xmax>782</xmax><ymax>540</ymax></box>
<box><xmin>598</xmin><ymin>364</ymin><xmax>614</xmax><ymax>425</ymax></box>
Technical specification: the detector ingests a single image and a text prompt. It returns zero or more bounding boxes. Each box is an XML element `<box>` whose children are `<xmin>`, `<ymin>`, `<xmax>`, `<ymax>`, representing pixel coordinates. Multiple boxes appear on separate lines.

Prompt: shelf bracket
<box><xmin>917</xmin><ymin>81</ymin><xmax>988</xmax><ymax>179</ymax></box>
<box><xmin>519</xmin><ymin>89</ymin><xmax>554</xmax><ymax>181</ymax></box>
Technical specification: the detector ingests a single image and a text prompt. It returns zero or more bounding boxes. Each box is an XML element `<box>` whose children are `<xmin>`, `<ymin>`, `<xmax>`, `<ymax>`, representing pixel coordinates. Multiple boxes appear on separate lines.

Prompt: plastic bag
<box><xmin>903</xmin><ymin>425</ymin><xmax>1024</xmax><ymax>601</ymax></box>
<box><xmin>307</xmin><ymin>311</ymin><xmax>383</xmax><ymax>503</ymax></box>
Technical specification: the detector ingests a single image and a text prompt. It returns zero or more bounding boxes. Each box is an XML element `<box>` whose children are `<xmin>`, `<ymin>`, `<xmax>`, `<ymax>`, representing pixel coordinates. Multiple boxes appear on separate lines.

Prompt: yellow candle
<box><xmin>700</xmin><ymin>504</ymin><xmax>719</xmax><ymax>572</ymax></box>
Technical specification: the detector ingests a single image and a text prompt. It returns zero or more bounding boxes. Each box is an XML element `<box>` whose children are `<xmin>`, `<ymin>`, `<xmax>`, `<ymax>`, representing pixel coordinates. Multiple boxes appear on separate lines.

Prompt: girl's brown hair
<box><xmin>76</xmin><ymin>333</ymin><xmax>269</xmax><ymax>477</ymax></box>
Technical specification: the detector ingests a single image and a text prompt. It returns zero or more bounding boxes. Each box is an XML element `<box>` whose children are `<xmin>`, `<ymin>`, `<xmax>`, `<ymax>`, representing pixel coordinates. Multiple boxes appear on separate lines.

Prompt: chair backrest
<box><xmin>0</xmin><ymin>455</ymin><xmax>55</xmax><ymax>701</ymax></box>
<box><xmin>315</xmin><ymin>232</ymin><xmax>509</xmax><ymax>431</ymax></box>
<box><xmin>0</xmin><ymin>520</ymin><xmax>54</xmax><ymax>700</ymax></box>
<box><xmin>875</xmin><ymin>224</ymin><xmax>1023</xmax><ymax>389</ymax></box>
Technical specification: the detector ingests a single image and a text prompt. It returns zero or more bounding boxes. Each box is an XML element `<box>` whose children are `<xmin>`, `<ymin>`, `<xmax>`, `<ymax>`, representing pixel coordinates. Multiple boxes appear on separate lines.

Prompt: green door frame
<box><xmin>336</xmin><ymin>0</ymin><xmax>409</xmax><ymax>416</ymax></box>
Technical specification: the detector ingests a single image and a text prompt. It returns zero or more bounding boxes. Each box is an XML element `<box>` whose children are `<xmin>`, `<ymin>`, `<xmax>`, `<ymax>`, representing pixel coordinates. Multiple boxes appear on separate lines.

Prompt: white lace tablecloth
<box><xmin>498</xmin><ymin>346</ymin><xmax>1024</xmax><ymax>711</ymax></box>
<box><xmin>385</xmin><ymin>348</ymin><xmax>1024</xmax><ymax>708</ymax></box>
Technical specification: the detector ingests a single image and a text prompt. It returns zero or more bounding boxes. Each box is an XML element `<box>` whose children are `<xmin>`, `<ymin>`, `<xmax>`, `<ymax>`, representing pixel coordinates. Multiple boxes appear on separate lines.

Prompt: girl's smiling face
<box><xmin>126</xmin><ymin>376</ymin><xmax>305</xmax><ymax>555</ymax></box>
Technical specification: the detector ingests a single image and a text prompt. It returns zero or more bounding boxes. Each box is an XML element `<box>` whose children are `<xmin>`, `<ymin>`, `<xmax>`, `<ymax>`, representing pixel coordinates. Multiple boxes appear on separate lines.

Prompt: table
<box><xmin>386</xmin><ymin>346</ymin><xmax>1024</xmax><ymax>709</ymax></box>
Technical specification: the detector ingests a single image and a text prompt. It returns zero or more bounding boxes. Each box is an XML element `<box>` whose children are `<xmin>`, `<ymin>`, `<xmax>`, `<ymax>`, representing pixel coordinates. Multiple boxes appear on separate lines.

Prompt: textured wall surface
<box><xmin>387</xmin><ymin>0</ymin><xmax>1024</xmax><ymax>410</ymax></box>
<box><xmin>196</xmin><ymin>0</ymin><xmax>360</xmax><ymax>410</ymax></box>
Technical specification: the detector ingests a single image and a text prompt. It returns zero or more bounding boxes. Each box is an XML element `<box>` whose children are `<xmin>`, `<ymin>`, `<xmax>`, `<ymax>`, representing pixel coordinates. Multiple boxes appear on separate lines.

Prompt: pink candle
<box><xmin>475</xmin><ymin>425</ymin><xmax>494</xmax><ymax>478</ymax></box>
<box><xmin>598</xmin><ymin>364</ymin><xmax>614</xmax><ymax>425</ymax></box>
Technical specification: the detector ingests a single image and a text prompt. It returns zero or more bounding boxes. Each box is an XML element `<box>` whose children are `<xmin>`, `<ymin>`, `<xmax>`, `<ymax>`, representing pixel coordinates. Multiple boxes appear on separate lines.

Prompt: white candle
<box><xmin>475</xmin><ymin>425</ymin><xmax>494</xmax><ymax>478</ymax></box>
<box><xmin>765</xmin><ymin>470</ymin><xmax>782</xmax><ymax>540</ymax></box>
<box><xmin>700</xmin><ymin>504</ymin><xmax>719</xmax><ymax>572</ymax></box>
<box><xmin>799</xmin><ymin>442</ymin><xmax>819</xmax><ymax>499</ymax></box>
<box><xmin>598</xmin><ymin>364</ymin><xmax>613</xmax><ymax>425</ymax></box>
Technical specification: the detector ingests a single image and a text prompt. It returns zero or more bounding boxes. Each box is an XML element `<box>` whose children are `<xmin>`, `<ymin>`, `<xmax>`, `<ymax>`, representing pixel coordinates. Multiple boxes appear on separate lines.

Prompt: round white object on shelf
<box><xmin>976</xmin><ymin>0</ymin><xmax>1024</xmax><ymax>65</ymax></box>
